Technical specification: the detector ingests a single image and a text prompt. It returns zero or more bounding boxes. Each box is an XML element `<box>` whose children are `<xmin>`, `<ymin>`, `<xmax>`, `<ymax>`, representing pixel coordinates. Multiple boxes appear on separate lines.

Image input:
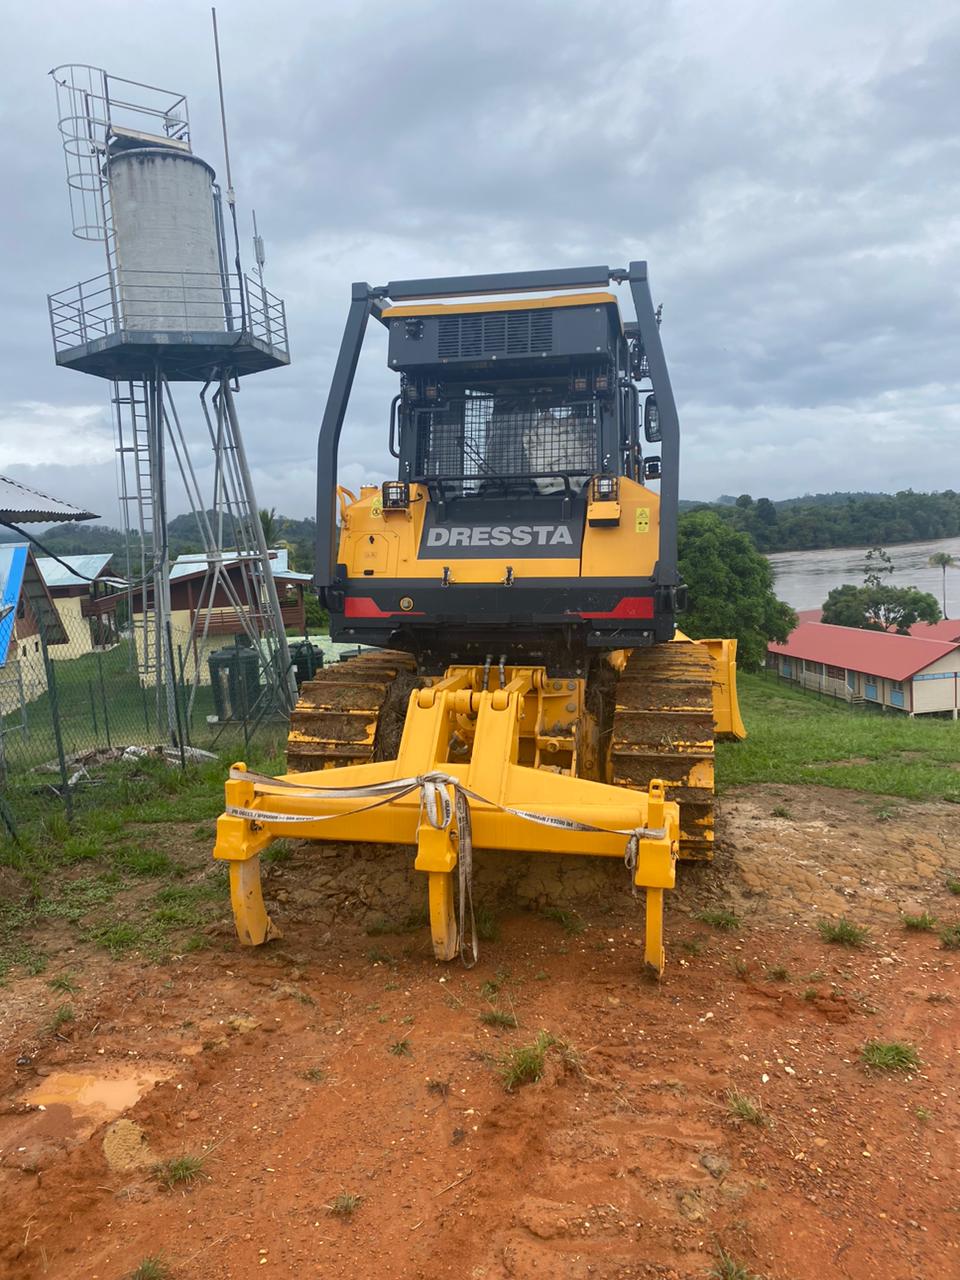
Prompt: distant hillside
<box><xmin>684</xmin><ymin>490</ymin><xmax>960</xmax><ymax>553</ymax></box>
<box><xmin>2</xmin><ymin>510</ymin><xmax>318</xmax><ymax>573</ymax></box>
<box><xmin>5</xmin><ymin>490</ymin><xmax>959</xmax><ymax>561</ymax></box>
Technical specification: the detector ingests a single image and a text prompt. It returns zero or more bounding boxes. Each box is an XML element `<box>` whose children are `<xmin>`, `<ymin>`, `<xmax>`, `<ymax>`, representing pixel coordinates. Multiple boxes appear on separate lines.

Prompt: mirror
<box><xmin>643</xmin><ymin>396</ymin><xmax>661</xmax><ymax>443</ymax></box>
<box><xmin>643</xmin><ymin>456</ymin><xmax>662</xmax><ymax>481</ymax></box>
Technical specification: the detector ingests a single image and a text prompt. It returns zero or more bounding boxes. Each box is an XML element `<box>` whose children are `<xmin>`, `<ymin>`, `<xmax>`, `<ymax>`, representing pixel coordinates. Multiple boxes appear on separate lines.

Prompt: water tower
<box><xmin>47</xmin><ymin>63</ymin><xmax>297</xmax><ymax>739</ymax></box>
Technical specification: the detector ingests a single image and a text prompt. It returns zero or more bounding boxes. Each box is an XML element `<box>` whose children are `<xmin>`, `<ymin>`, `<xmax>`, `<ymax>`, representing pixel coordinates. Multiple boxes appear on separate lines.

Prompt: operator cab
<box><xmin>386</xmin><ymin>293</ymin><xmax>648</xmax><ymax>508</ymax></box>
<box><xmin>318</xmin><ymin>269</ymin><xmax>682</xmax><ymax>671</ymax></box>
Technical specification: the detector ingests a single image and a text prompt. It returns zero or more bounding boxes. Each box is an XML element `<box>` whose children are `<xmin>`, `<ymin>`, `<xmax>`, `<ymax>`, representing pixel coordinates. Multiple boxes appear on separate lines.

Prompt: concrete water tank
<box><xmin>106</xmin><ymin>147</ymin><xmax>225</xmax><ymax>332</ymax></box>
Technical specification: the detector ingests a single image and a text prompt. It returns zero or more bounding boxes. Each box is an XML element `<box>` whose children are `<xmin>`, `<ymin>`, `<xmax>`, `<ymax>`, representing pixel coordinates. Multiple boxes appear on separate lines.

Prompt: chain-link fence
<box><xmin>0</xmin><ymin>603</ymin><xmax>355</xmax><ymax>837</ymax></box>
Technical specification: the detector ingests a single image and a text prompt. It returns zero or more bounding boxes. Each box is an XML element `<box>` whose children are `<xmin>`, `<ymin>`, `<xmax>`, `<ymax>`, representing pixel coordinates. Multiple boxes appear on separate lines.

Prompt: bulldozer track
<box><xmin>609</xmin><ymin>640</ymin><xmax>716</xmax><ymax>859</ymax></box>
<box><xmin>287</xmin><ymin>649</ymin><xmax>420</xmax><ymax>774</ymax></box>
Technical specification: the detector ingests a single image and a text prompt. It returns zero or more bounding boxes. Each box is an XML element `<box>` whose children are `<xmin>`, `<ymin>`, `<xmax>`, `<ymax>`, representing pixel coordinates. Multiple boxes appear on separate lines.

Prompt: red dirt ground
<box><xmin>1</xmin><ymin>783</ymin><xmax>959</xmax><ymax>1280</ymax></box>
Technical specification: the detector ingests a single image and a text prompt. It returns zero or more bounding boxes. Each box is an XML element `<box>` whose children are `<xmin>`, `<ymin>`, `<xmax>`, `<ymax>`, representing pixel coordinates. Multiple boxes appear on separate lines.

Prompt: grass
<box><xmin>770</xmin><ymin>805</ymin><xmax>791</xmax><ymax>818</ymax></box>
<box><xmin>946</xmin><ymin>878</ymin><xmax>960</xmax><ymax>896</ymax></box>
<box><xmin>764</xmin><ymin>965</ymin><xmax>789</xmax><ymax>981</ymax></box>
<box><xmin>327</xmin><ymin>1191</ymin><xmax>361</xmax><ymax>1216</ymax></box>
<box><xmin>939</xmin><ymin>922</ymin><xmax>960</xmax><ymax>950</ymax></box>
<box><xmin>480</xmin><ymin>1009</ymin><xmax>518</xmax><ymax>1029</ymax></box>
<box><xmin>817</xmin><ymin>916</ymin><xmax>869</xmax><ymax>947</ymax></box>
<box><xmin>497</xmin><ymin>1030</ymin><xmax>575</xmax><ymax>1091</ymax></box>
<box><xmin>261</xmin><ymin>839</ymin><xmax>294</xmax><ymax>865</ymax></box>
<box><xmin>303</xmin><ymin>1066</ymin><xmax>326</xmax><ymax>1082</ymax></box>
<box><xmin>388</xmin><ymin>1038</ymin><xmax>411</xmax><ymax>1056</ymax></box>
<box><xmin>902</xmin><ymin>912</ymin><xmax>938</xmax><ymax>932</ymax></box>
<box><xmin>861</xmin><ymin>1040</ymin><xmax>921</xmax><ymax>1072</ymax></box>
<box><xmin>153</xmin><ymin>1153</ymin><xmax>208</xmax><ymax>1190</ymax></box>
<box><xmin>129</xmin><ymin>1258</ymin><xmax>171</xmax><ymax>1280</ymax></box>
<box><xmin>475</xmin><ymin>904</ymin><xmax>500</xmax><ymax>942</ymax></box>
<box><xmin>716</xmin><ymin>671</ymin><xmax>960</xmax><ymax>802</ymax></box>
<box><xmin>696</xmin><ymin>908</ymin><xmax>740</xmax><ymax>932</ymax></box>
<box><xmin>542</xmin><ymin>906</ymin><xmax>585</xmax><ymax>935</ymax></box>
<box><xmin>726</xmin><ymin>1087</ymin><xmax>766</xmax><ymax>1126</ymax></box>
<box><xmin>710</xmin><ymin>1249</ymin><xmax>763</xmax><ymax>1280</ymax></box>
<box><xmin>90</xmin><ymin>922</ymin><xmax>143</xmax><ymax>955</ymax></box>
<box><xmin>680</xmin><ymin>938</ymin><xmax>704</xmax><ymax>955</ymax></box>
<box><xmin>0</xmin><ymin>742</ymin><xmax>279</xmax><ymax>975</ymax></box>
<box><xmin>50</xmin><ymin>1003</ymin><xmax>75</xmax><ymax>1032</ymax></box>
<box><xmin>114</xmin><ymin>845</ymin><xmax>177</xmax><ymax>878</ymax></box>
<box><xmin>478</xmin><ymin>968</ymin><xmax>511</xmax><ymax>1000</ymax></box>
<box><xmin>47</xmin><ymin>973</ymin><xmax>79</xmax><ymax>994</ymax></box>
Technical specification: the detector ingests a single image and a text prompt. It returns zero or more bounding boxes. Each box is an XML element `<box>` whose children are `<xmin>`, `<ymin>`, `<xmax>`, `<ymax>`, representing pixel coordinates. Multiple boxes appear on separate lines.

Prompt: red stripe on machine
<box><xmin>343</xmin><ymin>597</ymin><xmax>424</xmax><ymax>618</ymax></box>
<box><xmin>579</xmin><ymin>597</ymin><xmax>655</xmax><ymax>620</ymax></box>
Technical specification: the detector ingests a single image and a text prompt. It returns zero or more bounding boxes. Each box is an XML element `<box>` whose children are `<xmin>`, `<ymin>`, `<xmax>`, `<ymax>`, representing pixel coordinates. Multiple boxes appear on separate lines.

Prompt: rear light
<box><xmin>424</xmin><ymin>381</ymin><xmax>441</xmax><ymax>401</ymax></box>
<box><xmin>594</xmin><ymin>372</ymin><xmax>609</xmax><ymax>391</ymax></box>
<box><xmin>381</xmin><ymin>481</ymin><xmax>410</xmax><ymax>509</ymax></box>
<box><xmin>573</xmin><ymin>375</ymin><xmax>588</xmax><ymax>393</ymax></box>
<box><xmin>403</xmin><ymin>382</ymin><xmax>419</xmax><ymax>402</ymax></box>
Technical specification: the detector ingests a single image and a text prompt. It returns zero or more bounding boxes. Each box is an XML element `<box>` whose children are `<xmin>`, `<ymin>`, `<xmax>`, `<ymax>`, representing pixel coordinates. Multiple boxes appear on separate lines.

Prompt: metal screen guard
<box><xmin>415</xmin><ymin>394</ymin><xmax>601</xmax><ymax>495</ymax></box>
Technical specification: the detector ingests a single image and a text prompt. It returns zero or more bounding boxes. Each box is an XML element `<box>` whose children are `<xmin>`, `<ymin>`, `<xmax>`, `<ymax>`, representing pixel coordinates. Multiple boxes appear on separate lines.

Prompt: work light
<box><xmin>381</xmin><ymin>481</ymin><xmax>410</xmax><ymax>509</ymax></box>
<box><xmin>592</xmin><ymin>475</ymin><xmax>619</xmax><ymax>502</ymax></box>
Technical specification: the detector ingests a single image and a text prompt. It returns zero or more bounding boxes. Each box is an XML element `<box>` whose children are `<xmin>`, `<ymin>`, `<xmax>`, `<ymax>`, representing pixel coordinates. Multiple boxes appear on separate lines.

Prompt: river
<box><xmin>768</xmin><ymin>536</ymin><xmax>960</xmax><ymax>614</ymax></box>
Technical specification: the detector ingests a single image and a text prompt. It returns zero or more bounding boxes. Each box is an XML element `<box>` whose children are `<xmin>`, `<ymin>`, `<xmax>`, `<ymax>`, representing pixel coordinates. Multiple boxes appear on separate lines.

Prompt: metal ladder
<box><xmin>114</xmin><ymin>379</ymin><xmax>159</xmax><ymax>682</ymax></box>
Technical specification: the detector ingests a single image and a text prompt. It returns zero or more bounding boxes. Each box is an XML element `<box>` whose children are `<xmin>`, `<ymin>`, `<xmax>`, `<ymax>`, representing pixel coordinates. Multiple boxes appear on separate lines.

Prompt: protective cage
<box><xmin>413</xmin><ymin>392</ymin><xmax>602</xmax><ymax>495</ymax></box>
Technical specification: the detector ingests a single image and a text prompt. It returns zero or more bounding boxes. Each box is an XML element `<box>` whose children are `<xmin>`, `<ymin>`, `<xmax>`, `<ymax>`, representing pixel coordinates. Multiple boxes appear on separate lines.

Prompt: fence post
<box><xmin>96</xmin><ymin>649</ymin><xmax>112</xmax><ymax>750</ymax></box>
<box><xmin>87</xmin><ymin>680</ymin><xmax>99</xmax><ymax>738</ymax></box>
<box><xmin>166</xmin><ymin>618</ymin><xmax>187</xmax><ymax>771</ymax></box>
<box><xmin>39</xmin><ymin>621</ymin><xmax>73</xmax><ymax>822</ymax></box>
<box><xmin>140</xmin><ymin>677</ymin><xmax>151</xmax><ymax>734</ymax></box>
<box><xmin>176</xmin><ymin>643</ymin><xmax>193</xmax><ymax>752</ymax></box>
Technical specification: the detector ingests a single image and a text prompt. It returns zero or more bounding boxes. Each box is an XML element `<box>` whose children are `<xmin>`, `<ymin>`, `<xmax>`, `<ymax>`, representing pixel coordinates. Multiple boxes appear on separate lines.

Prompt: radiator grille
<box><xmin>437</xmin><ymin>309</ymin><xmax>553</xmax><ymax>360</ymax></box>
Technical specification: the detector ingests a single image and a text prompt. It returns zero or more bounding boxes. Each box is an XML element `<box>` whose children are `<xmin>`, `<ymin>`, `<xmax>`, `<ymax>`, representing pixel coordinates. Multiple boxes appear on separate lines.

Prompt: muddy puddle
<box><xmin>1</xmin><ymin>1062</ymin><xmax>172</xmax><ymax>1162</ymax></box>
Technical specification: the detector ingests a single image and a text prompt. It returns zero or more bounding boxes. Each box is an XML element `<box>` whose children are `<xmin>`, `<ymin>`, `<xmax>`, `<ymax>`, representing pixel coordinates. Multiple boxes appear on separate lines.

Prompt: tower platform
<box><xmin>48</xmin><ymin>270</ymin><xmax>290</xmax><ymax>381</ymax></box>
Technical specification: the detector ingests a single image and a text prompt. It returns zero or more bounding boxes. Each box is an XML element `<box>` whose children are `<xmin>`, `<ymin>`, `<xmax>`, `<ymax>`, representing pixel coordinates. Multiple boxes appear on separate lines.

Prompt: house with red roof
<box><xmin>767</xmin><ymin>619</ymin><xmax>960</xmax><ymax>718</ymax></box>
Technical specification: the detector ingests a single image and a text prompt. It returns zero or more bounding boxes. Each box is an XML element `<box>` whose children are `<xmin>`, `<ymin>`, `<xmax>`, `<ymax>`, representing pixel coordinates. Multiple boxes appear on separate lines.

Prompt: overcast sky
<box><xmin>1</xmin><ymin>0</ymin><xmax>958</xmax><ymax>526</ymax></box>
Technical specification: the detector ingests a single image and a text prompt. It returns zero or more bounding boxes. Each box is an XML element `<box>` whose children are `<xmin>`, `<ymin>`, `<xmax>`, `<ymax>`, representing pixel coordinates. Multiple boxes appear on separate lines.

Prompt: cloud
<box><xmin>0</xmin><ymin>401</ymin><xmax>114</xmax><ymax>466</ymax></box>
<box><xmin>0</xmin><ymin>0</ymin><xmax>958</xmax><ymax>529</ymax></box>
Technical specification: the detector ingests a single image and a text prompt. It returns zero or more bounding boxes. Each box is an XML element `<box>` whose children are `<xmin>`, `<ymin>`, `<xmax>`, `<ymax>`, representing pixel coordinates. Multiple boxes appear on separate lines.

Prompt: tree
<box><xmin>822</xmin><ymin>584</ymin><xmax>941</xmax><ymax>634</ymax></box>
<box><xmin>259</xmin><ymin>507</ymin><xmax>280</xmax><ymax>546</ymax></box>
<box><xmin>928</xmin><ymin>551</ymin><xmax>957</xmax><ymax>619</ymax></box>
<box><xmin>678</xmin><ymin>511</ymin><xmax>797</xmax><ymax>669</ymax></box>
<box><xmin>754</xmin><ymin>497</ymin><xmax>778</xmax><ymax>525</ymax></box>
<box><xmin>303</xmin><ymin>591</ymin><xmax>327</xmax><ymax>632</ymax></box>
<box><xmin>863</xmin><ymin>545</ymin><xmax>894</xmax><ymax>589</ymax></box>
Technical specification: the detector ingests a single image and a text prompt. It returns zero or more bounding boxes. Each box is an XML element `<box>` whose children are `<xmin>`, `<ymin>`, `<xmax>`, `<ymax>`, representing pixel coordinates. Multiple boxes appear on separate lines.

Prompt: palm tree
<box><xmin>259</xmin><ymin>507</ymin><xmax>280</xmax><ymax>547</ymax></box>
<box><xmin>928</xmin><ymin>551</ymin><xmax>957</xmax><ymax>619</ymax></box>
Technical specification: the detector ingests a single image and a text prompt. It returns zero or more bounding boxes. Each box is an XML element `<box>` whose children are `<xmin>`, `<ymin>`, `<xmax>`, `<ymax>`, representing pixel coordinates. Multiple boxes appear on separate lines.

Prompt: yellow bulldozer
<box><xmin>214</xmin><ymin>261</ymin><xmax>744</xmax><ymax>974</ymax></box>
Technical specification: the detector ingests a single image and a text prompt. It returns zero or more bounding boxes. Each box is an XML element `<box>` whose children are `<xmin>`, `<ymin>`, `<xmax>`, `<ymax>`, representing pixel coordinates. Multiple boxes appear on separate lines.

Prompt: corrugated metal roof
<box><xmin>770</xmin><ymin>621</ymin><xmax>960</xmax><ymax>681</ymax></box>
<box><xmin>908</xmin><ymin>619</ymin><xmax>960</xmax><ymax>643</ymax></box>
<box><xmin>0</xmin><ymin>543</ymin><xmax>68</xmax><ymax>664</ymax></box>
<box><xmin>169</xmin><ymin>548</ymin><xmax>311</xmax><ymax>583</ymax></box>
<box><xmin>35</xmin><ymin>553</ymin><xmax>115</xmax><ymax>589</ymax></box>
<box><xmin>0</xmin><ymin>474</ymin><xmax>97</xmax><ymax>524</ymax></box>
